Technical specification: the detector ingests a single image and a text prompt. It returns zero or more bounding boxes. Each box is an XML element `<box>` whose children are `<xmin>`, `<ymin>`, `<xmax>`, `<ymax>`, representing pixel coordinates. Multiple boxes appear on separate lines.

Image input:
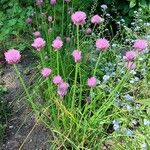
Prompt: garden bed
<box><xmin>0</xmin><ymin>0</ymin><xmax>150</xmax><ymax>149</ymax></box>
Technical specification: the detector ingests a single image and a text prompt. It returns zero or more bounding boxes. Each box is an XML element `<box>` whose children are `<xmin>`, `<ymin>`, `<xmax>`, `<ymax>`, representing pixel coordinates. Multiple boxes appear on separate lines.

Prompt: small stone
<box><xmin>9</xmin><ymin>125</ymin><xmax>13</xmax><ymax>129</ymax></box>
<box><xmin>6</xmin><ymin>140</ymin><xmax>19</xmax><ymax>149</ymax></box>
<box><xmin>101</xmin><ymin>146</ymin><xmax>107</xmax><ymax>150</ymax></box>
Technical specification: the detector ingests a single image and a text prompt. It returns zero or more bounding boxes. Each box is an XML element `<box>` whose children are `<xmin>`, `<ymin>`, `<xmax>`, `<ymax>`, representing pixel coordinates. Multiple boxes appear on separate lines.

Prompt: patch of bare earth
<box><xmin>1</xmin><ymin>62</ymin><xmax>51</xmax><ymax>150</ymax></box>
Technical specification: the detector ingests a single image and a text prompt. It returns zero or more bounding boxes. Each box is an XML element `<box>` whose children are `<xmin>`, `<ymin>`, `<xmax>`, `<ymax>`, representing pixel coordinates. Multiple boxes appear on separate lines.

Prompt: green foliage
<box><xmin>11</xmin><ymin>1</ymin><xmax>149</xmax><ymax>148</ymax></box>
<box><xmin>137</xmin><ymin>99</ymin><xmax>150</xmax><ymax>106</ymax></box>
<box><xmin>0</xmin><ymin>0</ymin><xmax>150</xmax><ymax>148</ymax></box>
<box><xmin>100</xmin><ymin>0</ymin><xmax>150</xmax><ymax>24</ymax></box>
<box><xmin>73</xmin><ymin>0</ymin><xmax>93</xmax><ymax>10</ymax></box>
<box><xmin>128</xmin><ymin>0</ymin><xmax>150</xmax><ymax>8</ymax></box>
<box><xmin>0</xmin><ymin>0</ymin><xmax>33</xmax><ymax>51</ymax></box>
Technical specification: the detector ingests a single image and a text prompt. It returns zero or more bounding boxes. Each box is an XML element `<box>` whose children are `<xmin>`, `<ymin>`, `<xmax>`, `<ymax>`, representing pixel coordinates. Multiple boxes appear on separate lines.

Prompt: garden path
<box><xmin>1</xmin><ymin>57</ymin><xmax>51</xmax><ymax>150</ymax></box>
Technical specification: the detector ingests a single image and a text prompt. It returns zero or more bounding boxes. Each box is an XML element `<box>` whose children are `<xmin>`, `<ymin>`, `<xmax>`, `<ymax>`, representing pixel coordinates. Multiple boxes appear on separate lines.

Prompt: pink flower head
<box><xmin>124</xmin><ymin>51</ymin><xmax>136</xmax><ymax>61</ymax></box>
<box><xmin>57</xmin><ymin>82</ymin><xmax>69</xmax><ymax>97</ymax></box>
<box><xmin>52</xmin><ymin>37</ymin><xmax>63</xmax><ymax>50</ymax></box>
<box><xmin>48</xmin><ymin>16</ymin><xmax>52</xmax><ymax>22</ymax></box>
<box><xmin>26</xmin><ymin>17</ymin><xmax>32</xmax><ymax>25</ymax></box>
<box><xmin>85</xmin><ymin>28</ymin><xmax>92</xmax><ymax>34</ymax></box>
<box><xmin>50</xmin><ymin>0</ymin><xmax>57</xmax><ymax>5</ymax></box>
<box><xmin>33</xmin><ymin>31</ymin><xmax>41</xmax><ymax>38</ymax></box>
<box><xmin>72</xmin><ymin>50</ymin><xmax>82</xmax><ymax>63</ymax></box>
<box><xmin>41</xmin><ymin>68</ymin><xmax>52</xmax><ymax>77</ymax></box>
<box><xmin>36</xmin><ymin>0</ymin><xmax>43</xmax><ymax>5</ymax></box>
<box><xmin>32</xmin><ymin>37</ymin><xmax>46</xmax><ymax>50</ymax></box>
<box><xmin>126</xmin><ymin>61</ymin><xmax>136</xmax><ymax>70</ymax></box>
<box><xmin>4</xmin><ymin>49</ymin><xmax>21</xmax><ymax>64</ymax></box>
<box><xmin>91</xmin><ymin>15</ymin><xmax>104</xmax><ymax>24</ymax></box>
<box><xmin>101</xmin><ymin>4</ymin><xmax>108</xmax><ymax>10</ymax></box>
<box><xmin>53</xmin><ymin>75</ymin><xmax>63</xmax><ymax>85</ymax></box>
<box><xmin>87</xmin><ymin>77</ymin><xmax>97</xmax><ymax>88</ymax></box>
<box><xmin>71</xmin><ymin>11</ymin><xmax>86</xmax><ymax>25</ymax></box>
<box><xmin>96</xmin><ymin>38</ymin><xmax>110</xmax><ymax>50</ymax></box>
<box><xmin>133</xmin><ymin>39</ymin><xmax>148</xmax><ymax>51</ymax></box>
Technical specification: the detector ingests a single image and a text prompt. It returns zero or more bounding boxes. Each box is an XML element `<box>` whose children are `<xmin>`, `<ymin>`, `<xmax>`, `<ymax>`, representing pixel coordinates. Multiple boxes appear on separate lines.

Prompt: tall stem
<box><xmin>92</xmin><ymin>24</ymin><xmax>96</xmax><ymax>33</ymax></box>
<box><xmin>72</xmin><ymin>25</ymin><xmax>79</xmax><ymax>108</ymax></box>
<box><xmin>90</xmin><ymin>52</ymin><xmax>101</xmax><ymax>99</ymax></box>
<box><xmin>61</xmin><ymin>0</ymin><xmax>65</xmax><ymax>37</ymax></box>
<box><xmin>35</xmin><ymin>7</ymin><xmax>39</xmax><ymax>30</ymax></box>
<box><xmin>13</xmin><ymin>64</ymin><xmax>36</xmax><ymax>112</ymax></box>
<box><xmin>57</xmin><ymin>51</ymin><xmax>59</xmax><ymax>74</ymax></box>
<box><xmin>40</xmin><ymin>51</ymin><xmax>45</xmax><ymax>67</ymax></box>
<box><xmin>77</xmin><ymin>25</ymin><xmax>79</xmax><ymax>49</ymax></box>
<box><xmin>72</xmin><ymin>64</ymin><xmax>78</xmax><ymax>108</ymax></box>
<box><xmin>93</xmin><ymin>52</ymin><xmax>101</xmax><ymax>76</ymax></box>
<box><xmin>53</xmin><ymin>7</ymin><xmax>56</xmax><ymax>39</ymax></box>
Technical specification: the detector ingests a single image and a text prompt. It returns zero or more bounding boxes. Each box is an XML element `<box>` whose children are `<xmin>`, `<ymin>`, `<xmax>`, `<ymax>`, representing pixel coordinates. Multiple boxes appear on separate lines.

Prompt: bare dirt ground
<box><xmin>1</xmin><ymin>58</ymin><xmax>51</xmax><ymax>150</ymax></box>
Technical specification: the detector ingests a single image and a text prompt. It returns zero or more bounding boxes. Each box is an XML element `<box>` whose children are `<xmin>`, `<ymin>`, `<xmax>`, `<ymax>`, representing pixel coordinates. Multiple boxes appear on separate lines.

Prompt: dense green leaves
<box><xmin>137</xmin><ymin>99</ymin><xmax>150</xmax><ymax>106</ymax></box>
<box><xmin>0</xmin><ymin>0</ymin><xmax>33</xmax><ymax>52</ymax></box>
<box><xmin>129</xmin><ymin>0</ymin><xmax>137</xmax><ymax>8</ymax></box>
<box><xmin>97</xmin><ymin>0</ymin><xmax>149</xmax><ymax>25</ymax></box>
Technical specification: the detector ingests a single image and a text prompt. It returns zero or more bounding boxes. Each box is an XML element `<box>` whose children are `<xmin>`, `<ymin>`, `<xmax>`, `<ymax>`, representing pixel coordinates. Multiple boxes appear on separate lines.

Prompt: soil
<box><xmin>0</xmin><ymin>58</ymin><xmax>51</xmax><ymax>150</ymax></box>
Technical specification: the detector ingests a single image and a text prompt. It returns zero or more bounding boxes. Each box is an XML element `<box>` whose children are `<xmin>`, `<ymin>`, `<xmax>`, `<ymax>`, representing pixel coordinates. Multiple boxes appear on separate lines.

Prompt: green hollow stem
<box><xmin>79</xmin><ymin>67</ymin><xmax>82</xmax><ymax>109</ymax></box>
<box><xmin>39</xmin><ymin>51</ymin><xmax>45</xmax><ymax>67</ymax></box>
<box><xmin>91</xmin><ymin>70</ymin><xmax>130</xmax><ymax>122</ymax></box>
<box><xmin>92</xmin><ymin>24</ymin><xmax>96</xmax><ymax>33</ymax></box>
<box><xmin>57</xmin><ymin>51</ymin><xmax>59</xmax><ymax>74</ymax></box>
<box><xmin>35</xmin><ymin>7</ymin><xmax>39</xmax><ymax>30</ymax></box>
<box><xmin>13</xmin><ymin>64</ymin><xmax>36</xmax><ymax>112</ymax></box>
<box><xmin>61</xmin><ymin>0</ymin><xmax>65</xmax><ymax>37</ymax></box>
<box><xmin>90</xmin><ymin>52</ymin><xmax>101</xmax><ymax>98</ymax></box>
<box><xmin>53</xmin><ymin>7</ymin><xmax>56</xmax><ymax>38</ymax></box>
<box><xmin>39</xmin><ymin>51</ymin><xmax>52</xmax><ymax>102</ymax></box>
<box><xmin>93</xmin><ymin>52</ymin><xmax>101</xmax><ymax>76</ymax></box>
<box><xmin>59</xmin><ymin>54</ymin><xmax>66</xmax><ymax>79</ymax></box>
<box><xmin>72</xmin><ymin>25</ymin><xmax>79</xmax><ymax>108</ymax></box>
<box><xmin>77</xmin><ymin>25</ymin><xmax>79</xmax><ymax>49</ymax></box>
<box><xmin>72</xmin><ymin>63</ymin><xmax>79</xmax><ymax>108</ymax></box>
<box><xmin>39</xmin><ymin>47</ymin><xmax>52</xmax><ymax>99</ymax></box>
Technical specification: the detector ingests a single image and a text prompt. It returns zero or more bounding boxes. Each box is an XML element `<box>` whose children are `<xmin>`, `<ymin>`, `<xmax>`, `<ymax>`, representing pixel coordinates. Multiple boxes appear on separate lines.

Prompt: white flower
<box><xmin>121</xmin><ymin>19</ymin><xmax>125</xmax><ymax>22</ymax></box>
<box><xmin>123</xmin><ymin>128</ymin><xmax>133</xmax><ymax>136</ymax></box>
<box><xmin>112</xmin><ymin>44</ymin><xmax>117</xmax><ymax>47</ymax></box>
<box><xmin>113</xmin><ymin>120</ymin><xmax>120</xmax><ymax>131</ymax></box>
<box><xmin>130</xmin><ymin>70</ymin><xmax>136</xmax><ymax>75</ymax></box>
<box><xmin>124</xmin><ymin>94</ymin><xmax>134</xmax><ymax>101</ymax></box>
<box><xmin>141</xmin><ymin>143</ymin><xmax>148</xmax><ymax>150</ymax></box>
<box><xmin>144</xmin><ymin>119</ymin><xmax>150</xmax><ymax>126</ymax></box>
<box><xmin>101</xmin><ymin>4</ymin><xmax>108</xmax><ymax>10</ymax></box>
<box><xmin>103</xmin><ymin>75</ymin><xmax>110</xmax><ymax>82</ymax></box>
<box><xmin>126</xmin><ymin>105</ymin><xmax>132</xmax><ymax>111</ymax></box>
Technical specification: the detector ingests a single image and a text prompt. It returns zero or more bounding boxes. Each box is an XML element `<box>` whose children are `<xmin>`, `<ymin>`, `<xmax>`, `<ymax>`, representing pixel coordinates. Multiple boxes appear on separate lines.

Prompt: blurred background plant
<box><xmin>0</xmin><ymin>0</ymin><xmax>33</xmax><ymax>52</ymax></box>
<box><xmin>97</xmin><ymin>0</ymin><xmax>150</xmax><ymax>24</ymax></box>
<box><xmin>0</xmin><ymin>0</ymin><xmax>149</xmax><ymax>53</ymax></box>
